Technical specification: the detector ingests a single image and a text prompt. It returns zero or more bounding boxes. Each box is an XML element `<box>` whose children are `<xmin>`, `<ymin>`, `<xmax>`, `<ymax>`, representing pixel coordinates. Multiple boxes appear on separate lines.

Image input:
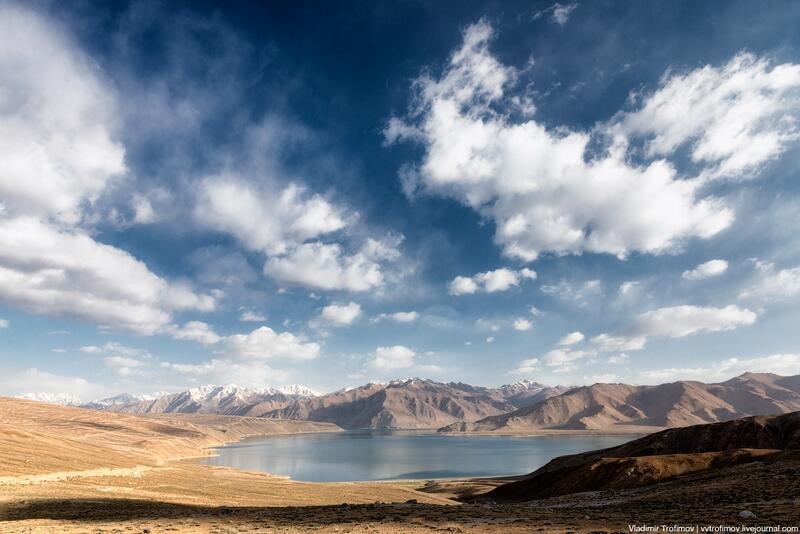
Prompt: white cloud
<box><xmin>616</xmin><ymin>53</ymin><xmax>800</xmax><ymax>179</ymax></box>
<box><xmin>79</xmin><ymin>342</ymin><xmax>150</xmax><ymax>358</ymax></box>
<box><xmin>551</xmin><ymin>3</ymin><xmax>578</xmax><ymax>25</ymax></box>
<box><xmin>386</xmin><ymin>21</ymin><xmax>739</xmax><ymax>261</ymax></box>
<box><xmin>197</xmin><ymin>176</ymin><xmax>402</xmax><ymax>293</ymax></box>
<box><xmin>591</xmin><ymin>334</ymin><xmax>647</xmax><ymax>352</ymax></box>
<box><xmin>557</xmin><ymin>331</ymin><xmax>584</xmax><ymax>346</ymax></box>
<box><xmin>161</xmin><ymin>359</ymin><xmax>289</xmax><ymax>389</ymax></box>
<box><xmin>165</xmin><ymin>321</ymin><xmax>222</xmax><ymax>346</ymax></box>
<box><xmin>239</xmin><ymin>310</ymin><xmax>266</xmax><ymax>322</ymax></box>
<box><xmin>542</xmin><ymin>348</ymin><xmax>592</xmax><ymax>367</ymax></box>
<box><xmin>682</xmin><ymin>259</ymin><xmax>728</xmax><ymax>280</ymax></box>
<box><xmin>372</xmin><ymin>311</ymin><xmax>419</xmax><ymax>323</ymax></box>
<box><xmin>0</xmin><ymin>367</ymin><xmax>105</xmax><ymax>401</ymax></box>
<box><xmin>368</xmin><ymin>345</ymin><xmax>416</xmax><ymax>370</ymax></box>
<box><xmin>607</xmin><ymin>353</ymin><xmax>630</xmax><ymax>364</ymax></box>
<box><xmin>0</xmin><ymin>217</ymin><xmax>215</xmax><ymax>335</ymax></box>
<box><xmin>637</xmin><ymin>353</ymin><xmax>800</xmax><ymax>384</ymax></box>
<box><xmin>591</xmin><ymin>304</ymin><xmax>757</xmax><ymax>353</ymax></box>
<box><xmin>0</xmin><ymin>7</ymin><xmax>214</xmax><ymax>336</ymax></box>
<box><xmin>316</xmin><ymin>302</ymin><xmax>362</xmax><ymax>327</ymax></box>
<box><xmin>0</xmin><ymin>318</ymin><xmax>7</xmax><ymax>328</ymax></box>
<box><xmin>448</xmin><ymin>276</ymin><xmax>478</xmax><ymax>295</ymax></box>
<box><xmin>541</xmin><ymin>280</ymin><xmax>602</xmax><ymax>305</ymax></box>
<box><xmin>0</xmin><ymin>4</ymin><xmax>125</xmax><ymax>225</ymax></box>
<box><xmin>103</xmin><ymin>355</ymin><xmax>146</xmax><ymax>377</ymax></box>
<box><xmin>632</xmin><ymin>304</ymin><xmax>757</xmax><ymax>338</ymax></box>
<box><xmin>739</xmin><ymin>265</ymin><xmax>800</xmax><ymax>302</ymax></box>
<box><xmin>448</xmin><ymin>267</ymin><xmax>536</xmax><ymax>295</ymax></box>
<box><xmin>512</xmin><ymin>357</ymin><xmax>541</xmax><ymax>375</ymax></box>
<box><xmin>264</xmin><ymin>241</ymin><xmax>390</xmax><ymax>292</ymax></box>
<box><xmin>513</xmin><ymin>318</ymin><xmax>533</xmax><ymax>331</ymax></box>
<box><xmin>225</xmin><ymin>326</ymin><xmax>320</xmax><ymax>361</ymax></box>
<box><xmin>196</xmin><ymin>176</ymin><xmax>346</xmax><ymax>255</ymax></box>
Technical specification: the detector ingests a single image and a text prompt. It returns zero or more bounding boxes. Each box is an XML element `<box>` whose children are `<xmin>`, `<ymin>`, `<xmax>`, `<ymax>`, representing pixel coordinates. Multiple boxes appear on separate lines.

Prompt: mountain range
<box><xmin>440</xmin><ymin>372</ymin><xmax>800</xmax><ymax>433</ymax></box>
<box><xmin>29</xmin><ymin>373</ymin><xmax>800</xmax><ymax>432</ymax></box>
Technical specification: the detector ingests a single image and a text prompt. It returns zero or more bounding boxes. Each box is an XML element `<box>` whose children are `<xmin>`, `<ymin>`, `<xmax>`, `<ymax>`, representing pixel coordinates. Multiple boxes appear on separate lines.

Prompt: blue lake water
<box><xmin>200</xmin><ymin>430</ymin><xmax>634</xmax><ymax>482</ymax></box>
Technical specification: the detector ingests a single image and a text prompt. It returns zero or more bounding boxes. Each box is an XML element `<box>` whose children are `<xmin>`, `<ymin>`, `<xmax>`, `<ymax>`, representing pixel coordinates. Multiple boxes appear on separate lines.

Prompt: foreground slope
<box><xmin>441</xmin><ymin>372</ymin><xmax>800</xmax><ymax>433</ymax></box>
<box><xmin>0</xmin><ymin>396</ymin><xmax>338</xmax><ymax>478</ymax></box>
<box><xmin>486</xmin><ymin>410</ymin><xmax>800</xmax><ymax>502</ymax></box>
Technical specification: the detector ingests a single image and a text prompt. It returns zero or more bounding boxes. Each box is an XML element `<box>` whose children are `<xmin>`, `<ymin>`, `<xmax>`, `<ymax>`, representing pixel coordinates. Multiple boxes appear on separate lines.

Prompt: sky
<box><xmin>1</xmin><ymin>0</ymin><xmax>800</xmax><ymax>400</ymax></box>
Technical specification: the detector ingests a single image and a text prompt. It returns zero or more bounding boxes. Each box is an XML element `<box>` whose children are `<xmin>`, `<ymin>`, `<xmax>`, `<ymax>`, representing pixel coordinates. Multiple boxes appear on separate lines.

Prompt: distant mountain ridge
<box><xmin>72</xmin><ymin>378</ymin><xmax>566</xmax><ymax>429</ymax></box>
<box><xmin>440</xmin><ymin>372</ymin><xmax>800</xmax><ymax>433</ymax></box>
<box><xmin>98</xmin><ymin>384</ymin><xmax>318</xmax><ymax>416</ymax></box>
<box><xmin>29</xmin><ymin>372</ymin><xmax>800</xmax><ymax>433</ymax></box>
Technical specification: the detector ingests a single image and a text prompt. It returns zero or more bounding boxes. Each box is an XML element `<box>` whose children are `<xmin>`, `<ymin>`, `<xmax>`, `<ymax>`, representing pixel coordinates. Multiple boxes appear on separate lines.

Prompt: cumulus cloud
<box><xmin>512</xmin><ymin>357</ymin><xmax>541</xmax><ymax>374</ymax></box>
<box><xmin>387</xmin><ymin>23</ymin><xmax>800</xmax><ymax>261</ymax></box>
<box><xmin>103</xmin><ymin>355</ymin><xmax>147</xmax><ymax>377</ymax></box>
<box><xmin>682</xmin><ymin>259</ymin><xmax>728</xmax><ymax>280</ymax></box>
<box><xmin>739</xmin><ymin>265</ymin><xmax>800</xmax><ymax>302</ymax></box>
<box><xmin>541</xmin><ymin>279</ymin><xmax>602</xmax><ymax>306</ymax></box>
<box><xmin>542</xmin><ymin>348</ymin><xmax>592</xmax><ymax>367</ymax></box>
<box><xmin>368</xmin><ymin>345</ymin><xmax>416</xmax><ymax>370</ymax></box>
<box><xmin>512</xmin><ymin>318</ymin><xmax>533</xmax><ymax>331</ymax></box>
<box><xmin>165</xmin><ymin>321</ymin><xmax>222</xmax><ymax>346</ymax></box>
<box><xmin>197</xmin><ymin>176</ymin><xmax>403</xmax><ymax>293</ymax></box>
<box><xmin>637</xmin><ymin>353</ymin><xmax>800</xmax><ymax>384</ymax></box>
<box><xmin>239</xmin><ymin>310</ymin><xmax>266</xmax><ymax>322</ymax></box>
<box><xmin>0</xmin><ymin>217</ymin><xmax>215</xmax><ymax>334</ymax></box>
<box><xmin>315</xmin><ymin>302</ymin><xmax>362</xmax><ymax>327</ymax></box>
<box><xmin>196</xmin><ymin>176</ymin><xmax>346</xmax><ymax>255</ymax></box>
<box><xmin>592</xmin><ymin>304</ymin><xmax>757</xmax><ymax>353</ymax></box>
<box><xmin>0</xmin><ymin>367</ymin><xmax>102</xmax><ymax>401</ymax></box>
<box><xmin>632</xmin><ymin>304</ymin><xmax>757</xmax><ymax>338</ymax></box>
<box><xmin>590</xmin><ymin>334</ymin><xmax>647</xmax><ymax>352</ymax></box>
<box><xmin>448</xmin><ymin>267</ymin><xmax>536</xmax><ymax>295</ymax></box>
<box><xmin>0</xmin><ymin>6</ymin><xmax>214</xmax><ymax>335</ymax></box>
<box><xmin>225</xmin><ymin>326</ymin><xmax>320</xmax><ymax>361</ymax></box>
<box><xmin>265</xmin><ymin>241</ymin><xmax>392</xmax><ymax>292</ymax></box>
<box><xmin>533</xmin><ymin>3</ymin><xmax>579</xmax><ymax>25</ymax></box>
<box><xmin>607</xmin><ymin>353</ymin><xmax>630</xmax><ymax>364</ymax></box>
<box><xmin>0</xmin><ymin>4</ymin><xmax>125</xmax><ymax>224</ymax></box>
<box><xmin>0</xmin><ymin>318</ymin><xmax>7</xmax><ymax>328</ymax></box>
<box><xmin>616</xmin><ymin>53</ymin><xmax>800</xmax><ymax>179</ymax></box>
<box><xmin>372</xmin><ymin>311</ymin><xmax>419</xmax><ymax>323</ymax></box>
<box><xmin>160</xmin><ymin>359</ymin><xmax>289</xmax><ymax>388</ymax></box>
<box><xmin>79</xmin><ymin>342</ymin><xmax>151</xmax><ymax>358</ymax></box>
<box><xmin>557</xmin><ymin>331</ymin><xmax>585</xmax><ymax>346</ymax></box>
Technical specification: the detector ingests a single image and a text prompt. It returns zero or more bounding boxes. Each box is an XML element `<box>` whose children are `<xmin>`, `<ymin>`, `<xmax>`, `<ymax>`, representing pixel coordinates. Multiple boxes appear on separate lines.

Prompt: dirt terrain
<box><xmin>1</xmin><ymin>398</ymin><xmax>799</xmax><ymax>532</ymax></box>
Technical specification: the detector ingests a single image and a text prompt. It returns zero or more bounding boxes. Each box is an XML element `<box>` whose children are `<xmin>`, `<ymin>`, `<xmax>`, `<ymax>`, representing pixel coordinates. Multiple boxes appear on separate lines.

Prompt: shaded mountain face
<box><xmin>259</xmin><ymin>379</ymin><xmax>521</xmax><ymax>429</ymax></box>
<box><xmin>486</xmin><ymin>410</ymin><xmax>800</xmax><ymax>503</ymax></box>
<box><xmin>96</xmin><ymin>385</ymin><xmax>316</xmax><ymax>415</ymax></box>
<box><xmin>440</xmin><ymin>372</ymin><xmax>800</xmax><ymax>433</ymax></box>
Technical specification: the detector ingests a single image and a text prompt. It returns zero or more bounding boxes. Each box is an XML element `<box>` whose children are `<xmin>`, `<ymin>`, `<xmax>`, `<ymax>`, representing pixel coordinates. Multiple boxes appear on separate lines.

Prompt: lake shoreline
<box><xmin>198</xmin><ymin>427</ymin><xmax>636</xmax><ymax>483</ymax></box>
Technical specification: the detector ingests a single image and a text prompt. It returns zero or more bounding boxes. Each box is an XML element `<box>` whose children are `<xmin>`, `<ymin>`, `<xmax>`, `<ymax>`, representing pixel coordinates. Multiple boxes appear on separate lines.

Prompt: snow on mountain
<box><xmin>17</xmin><ymin>392</ymin><xmax>82</xmax><ymax>406</ymax></box>
<box><xmin>277</xmin><ymin>384</ymin><xmax>319</xmax><ymax>397</ymax></box>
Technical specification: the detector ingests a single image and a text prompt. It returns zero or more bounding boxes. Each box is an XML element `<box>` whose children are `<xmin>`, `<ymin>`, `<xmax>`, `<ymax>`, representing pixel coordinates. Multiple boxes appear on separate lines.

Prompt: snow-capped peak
<box><xmin>17</xmin><ymin>392</ymin><xmax>82</xmax><ymax>405</ymax></box>
<box><xmin>277</xmin><ymin>384</ymin><xmax>318</xmax><ymax>397</ymax></box>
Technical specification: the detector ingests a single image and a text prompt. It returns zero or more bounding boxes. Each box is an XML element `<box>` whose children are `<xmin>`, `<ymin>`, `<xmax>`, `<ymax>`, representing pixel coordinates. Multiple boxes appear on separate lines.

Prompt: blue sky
<box><xmin>1</xmin><ymin>0</ymin><xmax>800</xmax><ymax>400</ymax></box>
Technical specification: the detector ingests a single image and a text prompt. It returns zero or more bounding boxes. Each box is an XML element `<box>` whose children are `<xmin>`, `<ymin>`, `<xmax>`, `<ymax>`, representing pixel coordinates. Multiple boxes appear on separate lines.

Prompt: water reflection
<box><xmin>200</xmin><ymin>430</ymin><xmax>634</xmax><ymax>482</ymax></box>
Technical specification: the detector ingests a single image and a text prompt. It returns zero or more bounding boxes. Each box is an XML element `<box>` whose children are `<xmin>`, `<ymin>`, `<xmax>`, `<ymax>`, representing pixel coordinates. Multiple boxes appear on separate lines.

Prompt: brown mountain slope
<box><xmin>261</xmin><ymin>379</ymin><xmax>517</xmax><ymax>429</ymax></box>
<box><xmin>0</xmin><ymin>397</ymin><xmax>339</xmax><ymax>478</ymax></box>
<box><xmin>441</xmin><ymin>372</ymin><xmax>800</xmax><ymax>433</ymax></box>
<box><xmin>486</xmin><ymin>410</ymin><xmax>800</xmax><ymax>502</ymax></box>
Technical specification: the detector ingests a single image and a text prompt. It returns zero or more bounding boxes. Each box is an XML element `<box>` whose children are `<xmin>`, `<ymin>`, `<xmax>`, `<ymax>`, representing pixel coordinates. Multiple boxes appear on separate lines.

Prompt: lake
<box><xmin>200</xmin><ymin>430</ymin><xmax>634</xmax><ymax>482</ymax></box>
